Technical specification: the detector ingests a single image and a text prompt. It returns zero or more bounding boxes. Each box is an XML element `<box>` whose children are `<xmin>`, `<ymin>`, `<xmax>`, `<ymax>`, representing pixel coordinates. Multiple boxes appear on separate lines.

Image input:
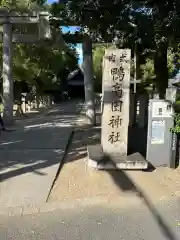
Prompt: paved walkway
<box><xmin>2</xmin><ymin>197</ymin><xmax>180</xmax><ymax>240</ymax></box>
<box><xmin>2</xmin><ymin>103</ymin><xmax>180</xmax><ymax>239</ymax></box>
<box><xmin>0</xmin><ymin>100</ymin><xmax>83</xmax><ymax>213</ymax></box>
<box><xmin>49</xmin><ymin>111</ymin><xmax>175</xmax><ymax>205</ymax></box>
<box><xmin>49</xmin><ymin>111</ymin><xmax>180</xmax><ymax>223</ymax></box>
<box><xmin>1</xmin><ymin>112</ymin><xmax>179</xmax><ymax>239</ymax></box>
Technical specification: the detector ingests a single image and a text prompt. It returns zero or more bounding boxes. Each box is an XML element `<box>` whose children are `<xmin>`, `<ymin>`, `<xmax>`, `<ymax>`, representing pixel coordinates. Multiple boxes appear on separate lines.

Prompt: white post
<box><xmin>3</xmin><ymin>23</ymin><xmax>13</xmax><ymax>125</ymax></box>
<box><xmin>22</xmin><ymin>95</ymin><xmax>26</xmax><ymax>113</ymax></box>
<box><xmin>82</xmin><ymin>34</ymin><xmax>96</xmax><ymax>125</ymax></box>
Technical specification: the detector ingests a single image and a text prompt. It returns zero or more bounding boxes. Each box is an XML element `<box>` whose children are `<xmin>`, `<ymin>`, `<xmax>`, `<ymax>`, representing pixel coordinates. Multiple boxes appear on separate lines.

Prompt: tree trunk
<box><xmin>3</xmin><ymin>23</ymin><xmax>14</xmax><ymax>125</ymax></box>
<box><xmin>154</xmin><ymin>42</ymin><xmax>168</xmax><ymax>99</ymax></box>
<box><xmin>136</xmin><ymin>45</ymin><xmax>141</xmax><ymax>80</ymax></box>
<box><xmin>82</xmin><ymin>34</ymin><xmax>96</xmax><ymax>126</ymax></box>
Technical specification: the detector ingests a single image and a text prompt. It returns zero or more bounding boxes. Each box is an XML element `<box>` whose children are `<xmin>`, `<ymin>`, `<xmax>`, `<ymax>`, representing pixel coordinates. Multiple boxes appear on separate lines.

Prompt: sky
<box><xmin>47</xmin><ymin>0</ymin><xmax>58</xmax><ymax>3</ymax></box>
<box><xmin>47</xmin><ymin>0</ymin><xmax>83</xmax><ymax>65</ymax></box>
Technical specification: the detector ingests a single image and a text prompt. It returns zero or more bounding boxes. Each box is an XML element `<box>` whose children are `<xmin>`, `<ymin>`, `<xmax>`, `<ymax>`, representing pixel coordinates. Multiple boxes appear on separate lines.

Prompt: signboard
<box><xmin>152</xmin><ymin>101</ymin><xmax>173</xmax><ymax>118</ymax></box>
<box><xmin>172</xmin><ymin>133</ymin><xmax>177</xmax><ymax>151</ymax></box>
<box><xmin>151</xmin><ymin>120</ymin><xmax>165</xmax><ymax>144</ymax></box>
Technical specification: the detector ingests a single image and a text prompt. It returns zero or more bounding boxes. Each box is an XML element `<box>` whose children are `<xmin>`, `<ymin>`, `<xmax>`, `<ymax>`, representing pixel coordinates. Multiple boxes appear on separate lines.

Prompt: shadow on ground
<box><xmin>13</xmin><ymin>106</ymin><xmax>50</xmax><ymax>121</ymax></box>
<box><xmin>0</xmin><ymin>101</ymin><xmax>83</xmax><ymax>183</ymax></box>
<box><xmin>59</xmin><ymin>107</ymin><xmax>177</xmax><ymax>240</ymax></box>
<box><xmin>108</xmin><ymin>169</ymin><xmax>177</xmax><ymax>240</ymax></box>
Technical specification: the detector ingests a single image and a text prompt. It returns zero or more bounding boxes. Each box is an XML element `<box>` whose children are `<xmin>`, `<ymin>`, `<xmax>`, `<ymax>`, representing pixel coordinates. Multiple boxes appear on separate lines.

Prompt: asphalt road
<box><xmin>1</xmin><ymin>199</ymin><xmax>180</xmax><ymax>240</ymax></box>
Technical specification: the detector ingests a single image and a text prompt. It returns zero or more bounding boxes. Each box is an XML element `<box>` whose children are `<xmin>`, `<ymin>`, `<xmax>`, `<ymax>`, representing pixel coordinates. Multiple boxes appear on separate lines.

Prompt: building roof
<box><xmin>67</xmin><ymin>68</ymin><xmax>83</xmax><ymax>81</ymax></box>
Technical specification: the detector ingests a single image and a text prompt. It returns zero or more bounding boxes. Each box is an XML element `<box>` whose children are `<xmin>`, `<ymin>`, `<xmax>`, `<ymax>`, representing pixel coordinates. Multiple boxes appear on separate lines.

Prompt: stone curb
<box><xmin>0</xmin><ymin>101</ymin><xmax>85</xmax><ymax>217</ymax></box>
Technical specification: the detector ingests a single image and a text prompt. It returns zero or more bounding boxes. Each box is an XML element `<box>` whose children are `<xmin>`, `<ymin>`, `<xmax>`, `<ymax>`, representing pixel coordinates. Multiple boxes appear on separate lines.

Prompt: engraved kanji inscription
<box><xmin>111</xmin><ymin>67</ymin><xmax>118</xmax><ymax>76</ymax></box>
<box><xmin>111</xmin><ymin>66</ymin><xmax>125</xmax><ymax>82</ymax></box>
<box><xmin>112</xmin><ymin>75</ymin><xmax>124</xmax><ymax>82</ymax></box>
<box><xmin>112</xmin><ymin>82</ymin><xmax>123</xmax><ymax>92</ymax></box>
<box><xmin>119</xmin><ymin>52</ymin><xmax>127</xmax><ymax>63</ymax></box>
<box><xmin>102</xmin><ymin>49</ymin><xmax>131</xmax><ymax>150</ymax></box>
<box><xmin>111</xmin><ymin>66</ymin><xmax>124</xmax><ymax>76</ymax></box>
<box><xmin>108</xmin><ymin>116</ymin><xmax>122</xmax><ymax>128</ymax></box>
<box><xmin>112</xmin><ymin>83</ymin><xmax>123</xmax><ymax>98</ymax></box>
<box><xmin>108</xmin><ymin>132</ymin><xmax>121</xmax><ymax>144</ymax></box>
<box><xmin>107</xmin><ymin>53</ymin><xmax>116</xmax><ymax>62</ymax></box>
<box><xmin>111</xmin><ymin>101</ymin><xmax>123</xmax><ymax>112</ymax></box>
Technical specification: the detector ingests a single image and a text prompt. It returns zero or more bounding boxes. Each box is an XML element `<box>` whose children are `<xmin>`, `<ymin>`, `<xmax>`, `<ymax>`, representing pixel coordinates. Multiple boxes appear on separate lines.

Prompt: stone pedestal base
<box><xmin>87</xmin><ymin>144</ymin><xmax>148</xmax><ymax>170</ymax></box>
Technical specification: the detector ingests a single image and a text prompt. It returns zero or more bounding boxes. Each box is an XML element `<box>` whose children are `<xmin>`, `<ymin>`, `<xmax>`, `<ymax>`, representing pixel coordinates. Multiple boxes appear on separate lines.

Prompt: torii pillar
<box><xmin>82</xmin><ymin>34</ymin><xmax>96</xmax><ymax>126</ymax></box>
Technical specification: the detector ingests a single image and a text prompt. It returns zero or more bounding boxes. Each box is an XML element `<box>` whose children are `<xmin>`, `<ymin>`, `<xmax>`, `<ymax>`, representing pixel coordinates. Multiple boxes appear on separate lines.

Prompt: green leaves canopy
<box><xmin>51</xmin><ymin>0</ymin><xmax>180</xmax><ymax>97</ymax></box>
<box><xmin>0</xmin><ymin>0</ymin><xmax>79</xmax><ymax>95</ymax></box>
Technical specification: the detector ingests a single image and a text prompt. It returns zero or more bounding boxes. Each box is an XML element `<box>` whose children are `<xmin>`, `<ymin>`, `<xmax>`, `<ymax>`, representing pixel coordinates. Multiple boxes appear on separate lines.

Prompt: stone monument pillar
<box><xmin>82</xmin><ymin>34</ymin><xmax>96</xmax><ymax>126</ymax></box>
<box><xmin>101</xmin><ymin>49</ymin><xmax>131</xmax><ymax>157</ymax></box>
<box><xmin>3</xmin><ymin>23</ymin><xmax>13</xmax><ymax>124</ymax></box>
<box><xmin>87</xmin><ymin>48</ymin><xmax>147</xmax><ymax>170</ymax></box>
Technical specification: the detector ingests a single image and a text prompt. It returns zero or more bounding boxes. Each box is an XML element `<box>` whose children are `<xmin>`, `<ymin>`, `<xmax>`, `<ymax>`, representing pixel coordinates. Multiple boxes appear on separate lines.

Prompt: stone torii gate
<box><xmin>0</xmin><ymin>9</ymin><xmax>51</xmax><ymax>124</ymax></box>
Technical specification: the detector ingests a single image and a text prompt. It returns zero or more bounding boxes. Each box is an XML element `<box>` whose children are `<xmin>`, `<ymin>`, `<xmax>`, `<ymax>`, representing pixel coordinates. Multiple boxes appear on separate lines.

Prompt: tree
<box><xmin>10</xmin><ymin>40</ymin><xmax>78</xmax><ymax>97</ymax></box>
<box><xmin>92</xmin><ymin>44</ymin><xmax>108</xmax><ymax>92</ymax></box>
<box><xmin>52</xmin><ymin>0</ymin><xmax>180</xmax><ymax>98</ymax></box>
<box><xmin>0</xmin><ymin>0</ymin><xmax>79</xmax><ymax>101</ymax></box>
<box><xmin>137</xmin><ymin>0</ymin><xmax>180</xmax><ymax>96</ymax></box>
<box><xmin>0</xmin><ymin>0</ymin><xmax>46</xmax><ymax>9</ymax></box>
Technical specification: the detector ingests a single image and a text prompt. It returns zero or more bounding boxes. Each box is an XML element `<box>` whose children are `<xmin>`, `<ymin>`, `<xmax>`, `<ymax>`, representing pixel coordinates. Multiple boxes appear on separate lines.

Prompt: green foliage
<box><xmin>51</xmin><ymin>0</ymin><xmax>180</xmax><ymax>98</ymax></box>
<box><xmin>0</xmin><ymin>0</ymin><xmax>79</xmax><ymax>97</ymax></box>
<box><xmin>140</xmin><ymin>58</ymin><xmax>155</xmax><ymax>83</ymax></box>
<box><xmin>167</xmin><ymin>49</ymin><xmax>176</xmax><ymax>77</ymax></box>
<box><xmin>170</xmin><ymin>114</ymin><xmax>180</xmax><ymax>134</ymax></box>
<box><xmin>0</xmin><ymin>0</ymin><xmax>46</xmax><ymax>10</ymax></box>
<box><xmin>5</xmin><ymin>0</ymin><xmax>179</xmax><ymax>99</ymax></box>
<box><xmin>11</xmin><ymin>43</ymin><xmax>78</xmax><ymax>92</ymax></box>
<box><xmin>0</xmin><ymin>41</ymin><xmax>78</xmax><ymax>94</ymax></box>
<box><xmin>140</xmin><ymin>48</ymin><xmax>175</xmax><ymax>84</ymax></box>
<box><xmin>92</xmin><ymin>44</ymin><xmax>107</xmax><ymax>92</ymax></box>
